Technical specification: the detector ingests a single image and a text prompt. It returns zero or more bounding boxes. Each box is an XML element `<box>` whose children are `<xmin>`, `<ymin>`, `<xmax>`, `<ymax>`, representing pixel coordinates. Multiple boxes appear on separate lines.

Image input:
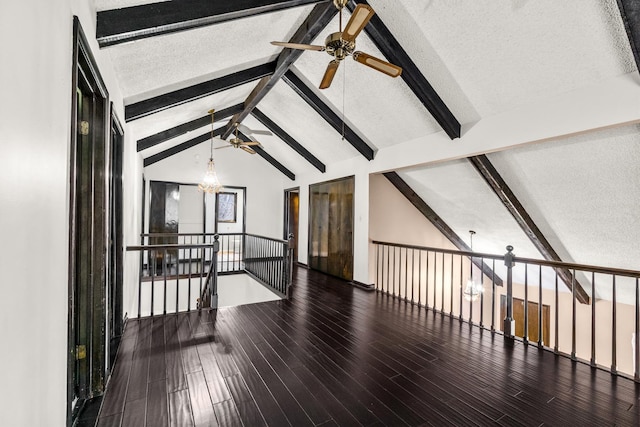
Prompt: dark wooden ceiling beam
<box><xmin>383</xmin><ymin>171</ymin><xmax>503</xmax><ymax>287</ymax></box>
<box><xmin>347</xmin><ymin>0</ymin><xmax>461</xmax><ymax>140</ymax></box>
<box><xmin>251</xmin><ymin>108</ymin><xmax>326</xmax><ymax>172</ymax></box>
<box><xmin>222</xmin><ymin>2</ymin><xmax>338</xmax><ymax>139</ymax></box>
<box><xmin>616</xmin><ymin>0</ymin><xmax>640</xmax><ymax>72</ymax></box>
<box><xmin>125</xmin><ymin>62</ymin><xmax>275</xmax><ymax>122</ymax></box>
<box><xmin>97</xmin><ymin>0</ymin><xmax>325</xmax><ymax>47</ymax></box>
<box><xmin>238</xmin><ymin>131</ymin><xmax>296</xmax><ymax>180</ymax></box>
<box><xmin>143</xmin><ymin>127</ymin><xmax>225</xmax><ymax>167</ymax></box>
<box><xmin>137</xmin><ymin>103</ymin><xmax>244</xmax><ymax>152</ymax></box>
<box><xmin>468</xmin><ymin>155</ymin><xmax>590</xmax><ymax>304</ymax></box>
<box><xmin>282</xmin><ymin>70</ymin><xmax>375</xmax><ymax>160</ymax></box>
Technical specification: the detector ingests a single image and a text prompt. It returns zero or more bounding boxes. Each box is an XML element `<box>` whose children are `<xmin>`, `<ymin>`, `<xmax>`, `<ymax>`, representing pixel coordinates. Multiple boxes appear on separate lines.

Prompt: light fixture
<box><xmin>464</xmin><ymin>230</ymin><xmax>484</xmax><ymax>302</ymax></box>
<box><xmin>198</xmin><ymin>109</ymin><xmax>223</xmax><ymax>194</ymax></box>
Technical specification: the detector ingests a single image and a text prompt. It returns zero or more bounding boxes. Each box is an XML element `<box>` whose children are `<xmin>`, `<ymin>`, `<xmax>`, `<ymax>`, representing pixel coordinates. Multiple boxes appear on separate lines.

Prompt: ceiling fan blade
<box><xmin>271</xmin><ymin>41</ymin><xmax>325</xmax><ymax>51</ymax></box>
<box><xmin>214</xmin><ymin>145</ymin><xmax>233</xmax><ymax>150</ymax></box>
<box><xmin>240</xmin><ymin>146</ymin><xmax>257</xmax><ymax>155</ymax></box>
<box><xmin>342</xmin><ymin>4</ymin><xmax>374</xmax><ymax>43</ymax></box>
<box><xmin>353</xmin><ymin>51</ymin><xmax>402</xmax><ymax>77</ymax></box>
<box><xmin>237</xmin><ymin>124</ymin><xmax>273</xmax><ymax>136</ymax></box>
<box><xmin>242</xmin><ymin>141</ymin><xmax>261</xmax><ymax>146</ymax></box>
<box><xmin>319</xmin><ymin>60</ymin><xmax>340</xmax><ymax>90</ymax></box>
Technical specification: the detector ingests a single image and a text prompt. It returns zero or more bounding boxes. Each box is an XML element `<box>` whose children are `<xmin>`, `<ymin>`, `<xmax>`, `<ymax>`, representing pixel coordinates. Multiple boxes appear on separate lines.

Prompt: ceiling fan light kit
<box><xmin>271</xmin><ymin>2</ymin><xmax>402</xmax><ymax>89</ymax></box>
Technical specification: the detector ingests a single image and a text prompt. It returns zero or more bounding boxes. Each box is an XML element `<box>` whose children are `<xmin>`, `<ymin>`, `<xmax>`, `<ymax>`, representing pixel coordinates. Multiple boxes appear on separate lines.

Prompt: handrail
<box><xmin>126</xmin><ymin>243</ymin><xmax>214</xmax><ymax>251</ymax></box>
<box><xmin>244</xmin><ymin>233</ymin><xmax>288</xmax><ymax>244</ymax></box>
<box><xmin>372</xmin><ymin>239</ymin><xmax>640</xmax><ymax>278</ymax></box>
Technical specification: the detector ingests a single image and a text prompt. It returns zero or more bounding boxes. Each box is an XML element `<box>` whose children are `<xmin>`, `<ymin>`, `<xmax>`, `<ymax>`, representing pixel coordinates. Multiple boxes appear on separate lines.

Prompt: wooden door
<box><xmin>284</xmin><ymin>189</ymin><xmax>299</xmax><ymax>260</ymax></box>
<box><xmin>500</xmin><ymin>295</ymin><xmax>550</xmax><ymax>346</ymax></box>
<box><xmin>309</xmin><ymin>177</ymin><xmax>354</xmax><ymax>281</ymax></box>
<box><xmin>69</xmin><ymin>18</ymin><xmax>110</xmax><ymax>411</ymax></box>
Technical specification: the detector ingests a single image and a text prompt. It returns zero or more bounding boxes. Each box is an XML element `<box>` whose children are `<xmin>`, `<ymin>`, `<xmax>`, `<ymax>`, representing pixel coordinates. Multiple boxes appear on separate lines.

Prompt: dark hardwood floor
<box><xmin>97</xmin><ymin>267</ymin><xmax>640</xmax><ymax>426</ymax></box>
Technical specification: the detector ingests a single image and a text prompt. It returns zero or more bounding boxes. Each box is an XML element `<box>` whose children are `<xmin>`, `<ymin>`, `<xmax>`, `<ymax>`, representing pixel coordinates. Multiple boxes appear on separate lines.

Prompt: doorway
<box><xmin>108</xmin><ymin>108</ymin><xmax>124</xmax><ymax>371</ymax></box>
<box><xmin>308</xmin><ymin>176</ymin><xmax>354</xmax><ymax>281</ymax></box>
<box><xmin>284</xmin><ymin>188</ymin><xmax>299</xmax><ymax>261</ymax></box>
<box><xmin>68</xmin><ymin>17</ymin><xmax>111</xmax><ymax>421</ymax></box>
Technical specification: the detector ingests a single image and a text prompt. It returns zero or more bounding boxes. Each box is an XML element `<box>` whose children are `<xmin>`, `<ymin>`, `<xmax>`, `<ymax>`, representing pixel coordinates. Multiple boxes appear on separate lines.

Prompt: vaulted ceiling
<box><xmin>95</xmin><ymin>0</ymin><xmax>640</xmax><ymax>301</ymax></box>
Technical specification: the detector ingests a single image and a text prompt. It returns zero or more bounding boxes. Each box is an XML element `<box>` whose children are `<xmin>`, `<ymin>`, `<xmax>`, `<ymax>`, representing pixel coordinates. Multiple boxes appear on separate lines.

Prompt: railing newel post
<box><xmin>503</xmin><ymin>245</ymin><xmax>515</xmax><ymax>340</ymax></box>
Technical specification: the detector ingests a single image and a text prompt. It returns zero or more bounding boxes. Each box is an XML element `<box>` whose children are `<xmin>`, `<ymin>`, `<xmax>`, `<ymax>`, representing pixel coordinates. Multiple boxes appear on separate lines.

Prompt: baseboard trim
<box><xmin>349</xmin><ymin>280</ymin><xmax>375</xmax><ymax>292</ymax></box>
<box><xmin>296</xmin><ymin>262</ymin><xmax>309</xmax><ymax>269</ymax></box>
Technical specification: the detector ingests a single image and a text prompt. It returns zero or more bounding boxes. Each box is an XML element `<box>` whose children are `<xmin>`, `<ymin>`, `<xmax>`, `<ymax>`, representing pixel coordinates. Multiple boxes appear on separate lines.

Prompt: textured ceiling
<box><xmin>104</xmin><ymin>5</ymin><xmax>314</xmax><ymax>100</ymax></box>
<box><xmin>370</xmin><ymin>0</ymin><xmax>636</xmax><ymax>118</ymax></box>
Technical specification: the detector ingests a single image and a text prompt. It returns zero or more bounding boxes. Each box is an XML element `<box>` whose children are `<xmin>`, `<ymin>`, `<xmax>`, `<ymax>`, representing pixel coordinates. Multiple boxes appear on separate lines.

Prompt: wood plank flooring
<box><xmin>97</xmin><ymin>267</ymin><xmax>640</xmax><ymax>426</ymax></box>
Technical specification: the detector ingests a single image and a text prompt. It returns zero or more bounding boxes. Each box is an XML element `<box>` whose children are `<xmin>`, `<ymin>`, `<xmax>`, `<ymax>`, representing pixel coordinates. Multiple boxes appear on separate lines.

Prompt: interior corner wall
<box><xmin>142</xmin><ymin>143</ymin><xmax>286</xmax><ymax>239</ymax></box>
<box><xmin>0</xmin><ymin>1</ymin><xmax>135</xmax><ymax>425</ymax></box>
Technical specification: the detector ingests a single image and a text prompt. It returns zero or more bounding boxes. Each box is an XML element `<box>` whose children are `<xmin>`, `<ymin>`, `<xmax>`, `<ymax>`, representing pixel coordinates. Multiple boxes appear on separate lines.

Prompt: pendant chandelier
<box><xmin>463</xmin><ymin>230</ymin><xmax>484</xmax><ymax>302</ymax></box>
<box><xmin>198</xmin><ymin>109</ymin><xmax>223</xmax><ymax>194</ymax></box>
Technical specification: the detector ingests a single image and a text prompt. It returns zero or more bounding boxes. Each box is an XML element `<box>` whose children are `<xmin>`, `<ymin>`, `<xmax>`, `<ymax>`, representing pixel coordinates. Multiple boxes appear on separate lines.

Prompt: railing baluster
<box><xmin>411</xmin><ymin>249</ymin><xmax>415</xmax><ymax>304</ymax></box>
<box><xmin>612</xmin><ymin>275</ymin><xmax>617</xmax><ymax>374</ymax></box>
<box><xmin>404</xmin><ymin>248</ymin><xmax>409</xmax><ymax>302</ymax></box>
<box><xmin>385</xmin><ymin>245</ymin><xmax>390</xmax><ymax>294</ymax></box>
<box><xmin>591</xmin><ymin>271</ymin><xmax>596</xmax><ymax>366</ymax></box>
<box><xmin>176</xmin><ymin>250</ymin><xmax>180</xmax><ymax>314</ymax></box>
<box><xmin>635</xmin><ymin>278</ymin><xmax>639</xmax><ymax>382</ymax></box>
<box><xmin>441</xmin><ymin>252</ymin><xmax>445</xmax><ymax>314</ymax></box>
<box><xmin>188</xmin><ymin>247</ymin><xmax>193</xmax><ymax>311</ymax></box>
<box><xmin>163</xmin><ymin>248</ymin><xmax>168</xmax><ymax>315</ymax></box>
<box><xmin>524</xmin><ymin>263</ymin><xmax>529</xmax><ymax>344</ymax></box>
<box><xmin>449</xmin><ymin>254</ymin><xmax>454</xmax><ymax>317</ymax></box>
<box><xmin>480</xmin><ymin>256</ymin><xmax>485</xmax><ymax>328</ymax></box>
<box><xmin>459</xmin><ymin>255</ymin><xmax>463</xmax><ymax>322</ymax></box>
<box><xmin>149</xmin><ymin>249</ymin><xmax>155</xmax><ymax>317</ymax></box>
<box><xmin>138</xmin><ymin>248</ymin><xmax>144</xmax><ymax>318</ymax></box>
<box><xmin>432</xmin><ymin>252</ymin><xmax>437</xmax><ymax>310</ymax></box>
<box><xmin>571</xmin><ymin>268</ymin><xmax>576</xmax><ymax>360</ymax></box>
<box><xmin>425</xmin><ymin>250</ymin><xmax>429</xmax><ymax>308</ymax></box>
<box><xmin>491</xmin><ymin>259</ymin><xmax>496</xmax><ymax>332</ymax></box>
<box><xmin>469</xmin><ymin>254</ymin><xmax>473</xmax><ymax>324</ymax></box>
<box><xmin>538</xmin><ymin>265</ymin><xmax>543</xmax><ymax>348</ymax></box>
<box><xmin>554</xmin><ymin>269</ymin><xmax>559</xmax><ymax>353</ymax></box>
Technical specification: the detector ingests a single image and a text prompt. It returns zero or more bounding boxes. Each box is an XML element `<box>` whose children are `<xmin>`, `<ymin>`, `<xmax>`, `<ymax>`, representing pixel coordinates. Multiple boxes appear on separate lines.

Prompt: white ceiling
<box><xmin>95</xmin><ymin>0</ymin><xmax>639</xmax><ymax>301</ymax></box>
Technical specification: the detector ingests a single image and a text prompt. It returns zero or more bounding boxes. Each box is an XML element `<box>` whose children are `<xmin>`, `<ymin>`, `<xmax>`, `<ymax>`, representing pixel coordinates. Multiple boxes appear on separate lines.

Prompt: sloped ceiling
<box><xmin>93</xmin><ymin>0</ymin><xmax>640</xmax><ymax>301</ymax></box>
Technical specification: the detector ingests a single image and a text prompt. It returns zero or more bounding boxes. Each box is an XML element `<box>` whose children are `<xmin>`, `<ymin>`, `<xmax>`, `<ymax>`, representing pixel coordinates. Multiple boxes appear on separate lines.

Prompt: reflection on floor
<box><xmin>218</xmin><ymin>274</ymin><xmax>281</xmax><ymax>307</ymax></box>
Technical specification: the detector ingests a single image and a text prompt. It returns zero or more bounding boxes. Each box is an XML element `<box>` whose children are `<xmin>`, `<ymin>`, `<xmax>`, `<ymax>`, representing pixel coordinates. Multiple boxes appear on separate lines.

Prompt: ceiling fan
<box><xmin>215</xmin><ymin>123</ymin><xmax>261</xmax><ymax>154</ymax></box>
<box><xmin>271</xmin><ymin>0</ymin><xmax>402</xmax><ymax>89</ymax></box>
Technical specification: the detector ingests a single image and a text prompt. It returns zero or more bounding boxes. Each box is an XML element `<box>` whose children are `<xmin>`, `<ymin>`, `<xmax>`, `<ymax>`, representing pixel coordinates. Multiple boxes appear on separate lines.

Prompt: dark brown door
<box><xmin>501</xmin><ymin>295</ymin><xmax>550</xmax><ymax>346</ymax></box>
<box><xmin>309</xmin><ymin>177</ymin><xmax>354</xmax><ymax>281</ymax></box>
<box><xmin>68</xmin><ymin>19</ymin><xmax>111</xmax><ymax>410</ymax></box>
<box><xmin>284</xmin><ymin>189</ymin><xmax>299</xmax><ymax>260</ymax></box>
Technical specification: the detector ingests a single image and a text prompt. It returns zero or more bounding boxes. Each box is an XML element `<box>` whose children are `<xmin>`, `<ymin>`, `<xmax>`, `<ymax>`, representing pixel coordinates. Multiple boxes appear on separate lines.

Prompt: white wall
<box><xmin>143</xmin><ymin>143</ymin><xmax>285</xmax><ymax>238</ymax></box>
<box><xmin>0</xmin><ymin>1</ymin><xmax>140</xmax><ymax>425</ymax></box>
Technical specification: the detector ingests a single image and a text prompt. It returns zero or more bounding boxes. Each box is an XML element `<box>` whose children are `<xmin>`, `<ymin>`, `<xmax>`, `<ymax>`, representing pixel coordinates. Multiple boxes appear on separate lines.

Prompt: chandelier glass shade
<box><xmin>198</xmin><ymin>158</ymin><xmax>222</xmax><ymax>194</ymax></box>
<box><xmin>463</xmin><ymin>230</ymin><xmax>484</xmax><ymax>302</ymax></box>
<box><xmin>199</xmin><ymin>109</ymin><xmax>223</xmax><ymax>194</ymax></box>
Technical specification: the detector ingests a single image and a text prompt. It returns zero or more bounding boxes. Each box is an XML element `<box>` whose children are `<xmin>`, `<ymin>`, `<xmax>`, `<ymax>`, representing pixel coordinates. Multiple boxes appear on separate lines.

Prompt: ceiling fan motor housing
<box><xmin>333</xmin><ymin>0</ymin><xmax>349</xmax><ymax>9</ymax></box>
<box><xmin>325</xmin><ymin>32</ymin><xmax>355</xmax><ymax>60</ymax></box>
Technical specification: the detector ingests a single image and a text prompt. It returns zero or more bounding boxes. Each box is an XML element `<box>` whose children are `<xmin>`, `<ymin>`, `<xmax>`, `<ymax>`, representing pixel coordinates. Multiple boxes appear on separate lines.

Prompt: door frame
<box><xmin>67</xmin><ymin>16</ymin><xmax>110</xmax><ymax>425</ymax></box>
<box><xmin>283</xmin><ymin>186</ymin><xmax>299</xmax><ymax>242</ymax></box>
